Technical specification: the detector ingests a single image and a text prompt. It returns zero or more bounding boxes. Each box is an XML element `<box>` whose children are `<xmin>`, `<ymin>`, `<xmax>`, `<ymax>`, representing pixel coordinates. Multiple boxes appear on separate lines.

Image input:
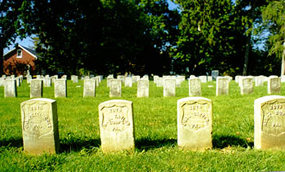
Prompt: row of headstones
<box><xmin>2</xmin><ymin>75</ymin><xmax>282</xmax><ymax>98</ymax></box>
<box><xmin>2</xmin><ymin>75</ymin><xmax>102</xmax><ymax>98</ymax></box>
<box><xmin>20</xmin><ymin>95</ymin><xmax>285</xmax><ymax>155</ymax></box>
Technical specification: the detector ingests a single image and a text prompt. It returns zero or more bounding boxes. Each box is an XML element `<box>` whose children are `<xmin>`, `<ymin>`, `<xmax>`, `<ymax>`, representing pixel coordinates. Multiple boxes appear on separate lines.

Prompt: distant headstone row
<box><xmin>1</xmin><ymin>74</ymin><xmax>283</xmax><ymax>98</ymax></box>
<box><xmin>20</xmin><ymin>95</ymin><xmax>285</xmax><ymax>155</ymax></box>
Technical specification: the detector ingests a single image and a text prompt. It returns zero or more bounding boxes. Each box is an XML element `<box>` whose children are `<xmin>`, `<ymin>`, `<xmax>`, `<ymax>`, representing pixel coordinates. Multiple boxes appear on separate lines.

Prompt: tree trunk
<box><xmin>242</xmin><ymin>35</ymin><xmax>251</xmax><ymax>76</ymax></box>
<box><xmin>281</xmin><ymin>42</ymin><xmax>285</xmax><ymax>76</ymax></box>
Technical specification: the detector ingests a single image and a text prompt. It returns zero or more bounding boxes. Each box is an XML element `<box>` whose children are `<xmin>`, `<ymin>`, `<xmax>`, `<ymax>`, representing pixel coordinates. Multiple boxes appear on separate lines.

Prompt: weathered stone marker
<box><xmin>99</xmin><ymin>100</ymin><xmax>135</xmax><ymax>153</ymax></box>
<box><xmin>254</xmin><ymin>95</ymin><xmax>285</xmax><ymax>150</ymax></box>
<box><xmin>125</xmin><ymin>77</ymin><xmax>133</xmax><ymax>87</ymax></box>
<box><xmin>177</xmin><ymin>97</ymin><xmax>212</xmax><ymax>150</ymax></box>
<box><xmin>137</xmin><ymin>79</ymin><xmax>149</xmax><ymax>97</ymax></box>
<box><xmin>109</xmin><ymin>79</ymin><xmax>121</xmax><ymax>97</ymax></box>
<box><xmin>189</xmin><ymin>78</ymin><xmax>201</xmax><ymax>96</ymax></box>
<box><xmin>268</xmin><ymin>76</ymin><xmax>281</xmax><ymax>94</ymax></box>
<box><xmin>83</xmin><ymin>79</ymin><xmax>96</xmax><ymax>97</ymax></box>
<box><xmin>30</xmin><ymin>79</ymin><xmax>43</xmax><ymax>98</ymax></box>
<box><xmin>163</xmin><ymin>79</ymin><xmax>176</xmax><ymax>97</ymax></box>
<box><xmin>54</xmin><ymin>79</ymin><xmax>67</xmax><ymax>98</ymax></box>
<box><xmin>216</xmin><ymin>77</ymin><xmax>229</xmax><ymax>96</ymax></box>
<box><xmin>4</xmin><ymin>79</ymin><xmax>17</xmax><ymax>97</ymax></box>
<box><xmin>240</xmin><ymin>77</ymin><xmax>254</xmax><ymax>95</ymax></box>
<box><xmin>21</xmin><ymin>98</ymin><xmax>59</xmax><ymax>155</ymax></box>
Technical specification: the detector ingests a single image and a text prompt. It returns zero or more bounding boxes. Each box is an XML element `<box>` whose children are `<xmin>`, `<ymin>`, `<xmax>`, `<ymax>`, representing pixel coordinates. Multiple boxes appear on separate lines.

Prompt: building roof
<box><xmin>4</xmin><ymin>44</ymin><xmax>38</xmax><ymax>60</ymax></box>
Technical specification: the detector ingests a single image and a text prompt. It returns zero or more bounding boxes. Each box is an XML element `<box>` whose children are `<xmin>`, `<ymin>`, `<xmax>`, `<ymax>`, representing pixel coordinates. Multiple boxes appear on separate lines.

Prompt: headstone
<box><xmin>211</xmin><ymin>70</ymin><xmax>219</xmax><ymax>81</ymax></box>
<box><xmin>107</xmin><ymin>77</ymin><xmax>113</xmax><ymax>88</ymax></box>
<box><xmin>137</xmin><ymin>79</ymin><xmax>149</xmax><ymax>97</ymax></box>
<box><xmin>156</xmin><ymin>77</ymin><xmax>163</xmax><ymax>87</ymax></box>
<box><xmin>207</xmin><ymin>76</ymin><xmax>212</xmax><ymax>82</ymax></box>
<box><xmin>216</xmin><ymin>77</ymin><xmax>229</xmax><ymax>96</ymax></box>
<box><xmin>71</xmin><ymin>75</ymin><xmax>78</xmax><ymax>83</ymax></box>
<box><xmin>109</xmin><ymin>79</ymin><xmax>121</xmax><ymax>97</ymax></box>
<box><xmin>268</xmin><ymin>76</ymin><xmax>281</xmax><ymax>94</ymax></box>
<box><xmin>177</xmin><ymin>97</ymin><xmax>212</xmax><ymax>150</ymax></box>
<box><xmin>83</xmin><ymin>79</ymin><xmax>96</xmax><ymax>97</ymax></box>
<box><xmin>99</xmin><ymin>100</ymin><xmax>135</xmax><ymax>152</ymax></box>
<box><xmin>44</xmin><ymin>76</ymin><xmax>52</xmax><ymax>87</ymax></box>
<box><xmin>21</xmin><ymin>98</ymin><xmax>59</xmax><ymax>154</ymax></box>
<box><xmin>4</xmin><ymin>79</ymin><xmax>17</xmax><ymax>97</ymax></box>
<box><xmin>199</xmin><ymin>76</ymin><xmax>207</xmax><ymax>83</ymax></box>
<box><xmin>240</xmin><ymin>77</ymin><xmax>254</xmax><ymax>95</ymax></box>
<box><xmin>189</xmin><ymin>78</ymin><xmax>201</xmax><ymax>96</ymax></box>
<box><xmin>254</xmin><ymin>95</ymin><xmax>285</xmax><ymax>150</ymax></box>
<box><xmin>27</xmin><ymin>75</ymin><xmax>32</xmax><ymax>84</ymax></box>
<box><xmin>125</xmin><ymin>77</ymin><xmax>133</xmax><ymax>87</ymax></box>
<box><xmin>54</xmin><ymin>79</ymin><xmax>67</xmax><ymax>98</ymax></box>
<box><xmin>255</xmin><ymin>76</ymin><xmax>265</xmax><ymax>87</ymax></box>
<box><xmin>0</xmin><ymin>77</ymin><xmax>4</xmax><ymax>86</ymax></box>
<box><xmin>117</xmin><ymin>75</ymin><xmax>125</xmax><ymax>83</ymax></box>
<box><xmin>132</xmin><ymin>75</ymin><xmax>140</xmax><ymax>83</ymax></box>
<box><xmin>30</xmin><ymin>79</ymin><xmax>43</xmax><ymax>98</ymax></box>
<box><xmin>163</xmin><ymin>79</ymin><xmax>176</xmax><ymax>97</ymax></box>
<box><xmin>16</xmin><ymin>77</ymin><xmax>21</xmax><ymax>87</ymax></box>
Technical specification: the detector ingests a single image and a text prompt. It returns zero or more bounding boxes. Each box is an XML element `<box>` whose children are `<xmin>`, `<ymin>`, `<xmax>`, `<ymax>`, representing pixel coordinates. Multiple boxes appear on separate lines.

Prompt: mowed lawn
<box><xmin>0</xmin><ymin>79</ymin><xmax>285</xmax><ymax>171</ymax></box>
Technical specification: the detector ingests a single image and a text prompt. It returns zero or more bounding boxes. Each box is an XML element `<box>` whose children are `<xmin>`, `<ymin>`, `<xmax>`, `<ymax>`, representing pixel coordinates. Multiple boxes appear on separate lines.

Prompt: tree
<box><xmin>0</xmin><ymin>1</ymin><xmax>27</xmax><ymax>75</ymax></box>
<box><xmin>261</xmin><ymin>0</ymin><xmax>285</xmax><ymax>75</ymax></box>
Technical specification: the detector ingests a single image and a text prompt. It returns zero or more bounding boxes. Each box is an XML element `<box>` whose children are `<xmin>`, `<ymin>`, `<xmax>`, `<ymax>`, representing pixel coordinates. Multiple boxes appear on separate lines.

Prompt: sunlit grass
<box><xmin>0</xmin><ymin>79</ymin><xmax>285</xmax><ymax>171</ymax></box>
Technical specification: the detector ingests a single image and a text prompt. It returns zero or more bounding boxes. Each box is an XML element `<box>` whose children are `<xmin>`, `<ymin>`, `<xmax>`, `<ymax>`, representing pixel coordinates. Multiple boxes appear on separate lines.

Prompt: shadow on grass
<box><xmin>60</xmin><ymin>138</ymin><xmax>101</xmax><ymax>153</ymax></box>
<box><xmin>213</xmin><ymin>135</ymin><xmax>253</xmax><ymax>149</ymax></box>
<box><xmin>0</xmin><ymin>137</ymin><xmax>23</xmax><ymax>148</ymax></box>
<box><xmin>136</xmin><ymin>138</ymin><xmax>176</xmax><ymax>151</ymax></box>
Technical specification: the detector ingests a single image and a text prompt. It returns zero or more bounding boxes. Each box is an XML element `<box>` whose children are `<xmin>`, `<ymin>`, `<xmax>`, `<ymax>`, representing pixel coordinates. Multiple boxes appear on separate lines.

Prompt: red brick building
<box><xmin>3</xmin><ymin>45</ymin><xmax>38</xmax><ymax>76</ymax></box>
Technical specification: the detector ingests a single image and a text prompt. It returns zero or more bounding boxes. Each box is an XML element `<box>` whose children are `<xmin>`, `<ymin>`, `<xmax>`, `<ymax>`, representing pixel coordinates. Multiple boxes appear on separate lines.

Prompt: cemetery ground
<box><xmin>0</xmin><ymin>80</ymin><xmax>285</xmax><ymax>171</ymax></box>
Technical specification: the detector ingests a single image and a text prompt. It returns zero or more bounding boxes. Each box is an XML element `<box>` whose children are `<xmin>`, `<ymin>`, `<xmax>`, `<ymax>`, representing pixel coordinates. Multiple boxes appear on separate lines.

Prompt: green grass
<box><xmin>0</xmin><ymin>79</ymin><xmax>285</xmax><ymax>171</ymax></box>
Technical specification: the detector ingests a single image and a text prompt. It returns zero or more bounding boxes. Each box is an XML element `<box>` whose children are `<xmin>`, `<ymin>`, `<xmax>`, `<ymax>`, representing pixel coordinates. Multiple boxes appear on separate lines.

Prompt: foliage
<box><xmin>262</xmin><ymin>0</ymin><xmax>285</xmax><ymax>59</ymax></box>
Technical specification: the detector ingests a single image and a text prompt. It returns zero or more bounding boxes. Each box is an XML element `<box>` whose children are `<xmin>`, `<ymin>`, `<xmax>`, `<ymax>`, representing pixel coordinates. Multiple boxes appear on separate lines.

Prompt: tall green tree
<box><xmin>261</xmin><ymin>0</ymin><xmax>285</xmax><ymax>75</ymax></box>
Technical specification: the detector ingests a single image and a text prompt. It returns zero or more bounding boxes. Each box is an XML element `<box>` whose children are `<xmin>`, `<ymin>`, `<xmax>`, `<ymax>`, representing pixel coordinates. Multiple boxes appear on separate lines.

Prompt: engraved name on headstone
<box><xmin>254</xmin><ymin>96</ymin><xmax>285</xmax><ymax>150</ymax></box>
<box><xmin>177</xmin><ymin>97</ymin><xmax>212</xmax><ymax>150</ymax></box>
<box><xmin>21</xmin><ymin>98</ymin><xmax>59</xmax><ymax>155</ymax></box>
<box><xmin>99</xmin><ymin>100</ymin><xmax>135</xmax><ymax>152</ymax></box>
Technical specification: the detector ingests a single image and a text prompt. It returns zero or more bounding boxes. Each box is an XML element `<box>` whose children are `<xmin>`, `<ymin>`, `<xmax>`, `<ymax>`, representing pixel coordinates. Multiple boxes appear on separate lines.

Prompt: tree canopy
<box><xmin>1</xmin><ymin>0</ymin><xmax>283</xmax><ymax>76</ymax></box>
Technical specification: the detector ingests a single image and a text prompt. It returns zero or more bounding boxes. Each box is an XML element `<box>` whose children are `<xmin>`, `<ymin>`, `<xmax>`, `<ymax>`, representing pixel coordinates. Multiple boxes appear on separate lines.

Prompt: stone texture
<box><xmin>189</xmin><ymin>78</ymin><xmax>201</xmax><ymax>96</ymax></box>
<box><xmin>99</xmin><ymin>100</ymin><xmax>135</xmax><ymax>153</ymax></box>
<box><xmin>54</xmin><ymin>79</ymin><xmax>67</xmax><ymax>98</ymax></box>
<box><xmin>255</xmin><ymin>76</ymin><xmax>265</xmax><ymax>86</ymax></box>
<box><xmin>254</xmin><ymin>95</ymin><xmax>285</xmax><ymax>150</ymax></box>
<box><xmin>199</xmin><ymin>76</ymin><xmax>207</xmax><ymax>83</ymax></box>
<box><xmin>268</xmin><ymin>76</ymin><xmax>281</xmax><ymax>94</ymax></box>
<box><xmin>109</xmin><ymin>79</ymin><xmax>121</xmax><ymax>97</ymax></box>
<box><xmin>211</xmin><ymin>70</ymin><xmax>219</xmax><ymax>81</ymax></box>
<box><xmin>125</xmin><ymin>77</ymin><xmax>133</xmax><ymax>87</ymax></box>
<box><xmin>30</xmin><ymin>79</ymin><xmax>43</xmax><ymax>98</ymax></box>
<box><xmin>216</xmin><ymin>77</ymin><xmax>229</xmax><ymax>96</ymax></box>
<box><xmin>83</xmin><ymin>79</ymin><xmax>96</xmax><ymax>97</ymax></box>
<box><xmin>137</xmin><ymin>79</ymin><xmax>149</xmax><ymax>97</ymax></box>
<box><xmin>71</xmin><ymin>75</ymin><xmax>78</xmax><ymax>83</ymax></box>
<box><xmin>240</xmin><ymin>77</ymin><xmax>254</xmax><ymax>95</ymax></box>
<box><xmin>4</xmin><ymin>79</ymin><xmax>17</xmax><ymax>97</ymax></box>
<box><xmin>44</xmin><ymin>77</ymin><xmax>51</xmax><ymax>87</ymax></box>
<box><xmin>163</xmin><ymin>79</ymin><xmax>176</xmax><ymax>97</ymax></box>
<box><xmin>21</xmin><ymin>98</ymin><xmax>59</xmax><ymax>155</ymax></box>
<box><xmin>177</xmin><ymin>97</ymin><xmax>212</xmax><ymax>150</ymax></box>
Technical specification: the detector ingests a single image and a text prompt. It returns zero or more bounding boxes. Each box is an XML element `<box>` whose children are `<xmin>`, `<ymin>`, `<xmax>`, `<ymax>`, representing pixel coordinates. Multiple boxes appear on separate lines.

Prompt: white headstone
<box><xmin>137</xmin><ymin>79</ymin><xmax>149</xmax><ymax>97</ymax></box>
<box><xmin>99</xmin><ymin>100</ymin><xmax>135</xmax><ymax>152</ymax></box>
<box><xmin>254</xmin><ymin>95</ymin><xmax>285</xmax><ymax>150</ymax></box>
<box><xmin>216</xmin><ymin>77</ymin><xmax>229</xmax><ymax>96</ymax></box>
<box><xmin>189</xmin><ymin>78</ymin><xmax>201</xmax><ymax>96</ymax></box>
<box><xmin>30</xmin><ymin>79</ymin><xmax>43</xmax><ymax>98</ymax></box>
<box><xmin>21</xmin><ymin>98</ymin><xmax>59</xmax><ymax>155</ymax></box>
<box><xmin>109</xmin><ymin>79</ymin><xmax>122</xmax><ymax>97</ymax></box>
<box><xmin>163</xmin><ymin>79</ymin><xmax>176</xmax><ymax>97</ymax></box>
<box><xmin>268</xmin><ymin>76</ymin><xmax>281</xmax><ymax>94</ymax></box>
<box><xmin>54</xmin><ymin>79</ymin><xmax>67</xmax><ymax>97</ymax></box>
<box><xmin>4</xmin><ymin>79</ymin><xmax>17</xmax><ymax>97</ymax></box>
<box><xmin>177</xmin><ymin>97</ymin><xmax>212</xmax><ymax>150</ymax></box>
<box><xmin>240</xmin><ymin>77</ymin><xmax>254</xmax><ymax>95</ymax></box>
<box><xmin>83</xmin><ymin>79</ymin><xmax>96</xmax><ymax>97</ymax></box>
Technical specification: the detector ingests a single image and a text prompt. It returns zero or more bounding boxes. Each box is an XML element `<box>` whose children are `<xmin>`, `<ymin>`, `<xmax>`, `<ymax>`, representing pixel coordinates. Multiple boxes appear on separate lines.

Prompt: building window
<box><xmin>17</xmin><ymin>49</ymin><xmax>22</xmax><ymax>58</ymax></box>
